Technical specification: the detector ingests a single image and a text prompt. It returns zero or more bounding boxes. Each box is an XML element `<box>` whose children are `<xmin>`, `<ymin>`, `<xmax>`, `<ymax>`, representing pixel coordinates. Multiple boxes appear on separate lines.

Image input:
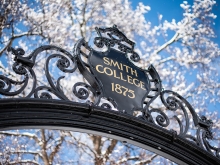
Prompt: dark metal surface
<box><xmin>0</xmin><ymin>99</ymin><xmax>219</xmax><ymax>165</ymax></box>
<box><xmin>0</xmin><ymin>25</ymin><xmax>219</xmax><ymax>164</ymax></box>
<box><xmin>89</xmin><ymin>48</ymin><xmax>150</xmax><ymax>113</ymax></box>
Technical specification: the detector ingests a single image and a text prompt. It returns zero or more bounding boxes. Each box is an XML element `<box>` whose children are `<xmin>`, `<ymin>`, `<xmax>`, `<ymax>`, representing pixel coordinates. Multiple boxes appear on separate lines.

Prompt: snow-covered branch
<box><xmin>0</xmin><ymin>131</ymin><xmax>40</xmax><ymax>143</ymax></box>
<box><xmin>9</xmin><ymin>160</ymin><xmax>40</xmax><ymax>165</ymax></box>
<box><xmin>134</xmin><ymin>154</ymin><xmax>158</xmax><ymax>165</ymax></box>
<box><xmin>66</xmin><ymin>131</ymin><xmax>97</xmax><ymax>157</ymax></box>
<box><xmin>117</xmin><ymin>156</ymin><xmax>140</xmax><ymax>164</ymax></box>
<box><xmin>155</xmin><ymin>56</ymin><xmax>176</xmax><ymax>66</ymax></box>
<box><xmin>116</xmin><ymin>154</ymin><xmax>157</xmax><ymax>165</ymax></box>
<box><xmin>103</xmin><ymin>139</ymin><xmax>117</xmax><ymax>163</ymax></box>
<box><xmin>0</xmin><ymin>31</ymin><xmax>42</xmax><ymax>56</ymax></box>
<box><xmin>8</xmin><ymin>150</ymin><xmax>42</xmax><ymax>156</ymax></box>
<box><xmin>48</xmin><ymin>136</ymin><xmax>64</xmax><ymax>163</ymax></box>
<box><xmin>153</xmin><ymin>32</ymin><xmax>179</xmax><ymax>55</ymax></box>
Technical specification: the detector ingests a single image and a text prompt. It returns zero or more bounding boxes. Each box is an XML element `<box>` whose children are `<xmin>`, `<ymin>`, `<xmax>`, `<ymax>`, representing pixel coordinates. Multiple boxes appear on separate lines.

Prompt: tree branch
<box><xmin>40</xmin><ymin>129</ymin><xmax>50</xmax><ymax>165</ymax></box>
<box><xmin>103</xmin><ymin>139</ymin><xmax>117</xmax><ymax>163</ymax></box>
<box><xmin>79</xmin><ymin>0</ymin><xmax>88</xmax><ymax>38</ymax></box>
<box><xmin>117</xmin><ymin>156</ymin><xmax>140</xmax><ymax>164</ymax></box>
<box><xmin>48</xmin><ymin>136</ymin><xmax>64</xmax><ymax>163</ymax></box>
<box><xmin>155</xmin><ymin>56</ymin><xmax>176</xmax><ymax>66</ymax></box>
<box><xmin>0</xmin><ymin>31</ymin><xmax>43</xmax><ymax>56</ymax></box>
<box><xmin>0</xmin><ymin>62</ymin><xmax>17</xmax><ymax>78</ymax></box>
<box><xmin>90</xmin><ymin>135</ymin><xmax>102</xmax><ymax>156</ymax></box>
<box><xmin>9</xmin><ymin>160</ymin><xmax>40</xmax><ymax>165</ymax></box>
<box><xmin>0</xmin><ymin>38</ymin><xmax>13</xmax><ymax>57</ymax></box>
<box><xmin>134</xmin><ymin>154</ymin><xmax>158</xmax><ymax>165</ymax></box>
<box><xmin>0</xmin><ymin>131</ymin><xmax>40</xmax><ymax>143</ymax></box>
<box><xmin>67</xmin><ymin>131</ymin><xmax>97</xmax><ymax>157</ymax></box>
<box><xmin>8</xmin><ymin>150</ymin><xmax>41</xmax><ymax>156</ymax></box>
<box><xmin>153</xmin><ymin>32</ymin><xmax>179</xmax><ymax>55</ymax></box>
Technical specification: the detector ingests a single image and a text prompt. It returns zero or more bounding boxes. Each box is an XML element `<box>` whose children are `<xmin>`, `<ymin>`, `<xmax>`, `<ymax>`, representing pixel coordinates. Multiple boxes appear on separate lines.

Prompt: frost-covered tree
<box><xmin>0</xmin><ymin>129</ymin><xmax>164</xmax><ymax>165</ymax></box>
<box><xmin>0</xmin><ymin>0</ymin><xmax>220</xmax><ymax>164</ymax></box>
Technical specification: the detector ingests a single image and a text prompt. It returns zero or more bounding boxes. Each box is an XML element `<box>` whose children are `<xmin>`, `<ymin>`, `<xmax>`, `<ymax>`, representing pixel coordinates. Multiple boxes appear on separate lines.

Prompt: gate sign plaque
<box><xmin>75</xmin><ymin>25</ymin><xmax>152</xmax><ymax>114</ymax></box>
<box><xmin>90</xmin><ymin>49</ymin><xmax>149</xmax><ymax>113</ymax></box>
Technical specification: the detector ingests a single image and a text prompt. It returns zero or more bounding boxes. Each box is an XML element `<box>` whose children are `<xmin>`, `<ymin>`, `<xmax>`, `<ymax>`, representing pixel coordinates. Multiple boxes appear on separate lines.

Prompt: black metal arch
<box><xmin>0</xmin><ymin>98</ymin><xmax>219</xmax><ymax>165</ymax></box>
<box><xmin>0</xmin><ymin>25</ymin><xmax>220</xmax><ymax>165</ymax></box>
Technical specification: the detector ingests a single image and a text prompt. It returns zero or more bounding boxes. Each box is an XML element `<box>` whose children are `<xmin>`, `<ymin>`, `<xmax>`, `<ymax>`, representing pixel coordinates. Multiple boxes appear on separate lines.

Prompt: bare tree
<box><xmin>0</xmin><ymin>130</ymin><xmax>162</xmax><ymax>165</ymax></box>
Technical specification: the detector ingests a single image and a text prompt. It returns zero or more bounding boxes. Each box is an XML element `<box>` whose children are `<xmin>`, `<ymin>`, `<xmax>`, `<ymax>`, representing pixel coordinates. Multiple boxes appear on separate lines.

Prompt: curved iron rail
<box><xmin>0</xmin><ymin>99</ymin><xmax>219</xmax><ymax>165</ymax></box>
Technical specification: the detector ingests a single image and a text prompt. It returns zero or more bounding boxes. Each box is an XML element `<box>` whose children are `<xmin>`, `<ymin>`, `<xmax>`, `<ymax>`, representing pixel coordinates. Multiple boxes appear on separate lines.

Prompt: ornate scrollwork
<box><xmin>99</xmin><ymin>97</ymin><xmax>117</xmax><ymax>110</ymax></box>
<box><xmin>130</xmin><ymin>52</ymin><xmax>140</xmax><ymax>62</ymax></box>
<box><xmin>0</xmin><ymin>25</ymin><xmax>219</xmax><ymax>159</ymax></box>
<box><xmin>12</xmin><ymin>62</ymin><xmax>27</xmax><ymax>75</ymax></box>
<box><xmin>0</xmin><ymin>47</ymin><xmax>34</xmax><ymax>97</ymax></box>
<box><xmin>199</xmin><ymin>115</ymin><xmax>213</xmax><ymax>127</ymax></box>
<box><xmin>34</xmin><ymin>86</ymin><xmax>63</xmax><ymax>100</ymax></box>
<box><xmin>45</xmin><ymin>53</ymin><xmax>77</xmax><ymax>100</ymax></box>
<box><xmin>4</xmin><ymin>45</ymin><xmax>77</xmax><ymax>99</ymax></box>
<box><xmin>8</xmin><ymin>47</ymin><xmax>25</xmax><ymax>56</ymax></box>
<box><xmin>160</xmin><ymin>90</ymin><xmax>197</xmax><ymax>135</ymax></box>
<box><xmin>57</xmin><ymin>57</ymin><xmax>71</xmax><ymax>72</ymax></box>
<box><xmin>73</xmin><ymin>82</ymin><xmax>95</xmax><ymax>100</ymax></box>
<box><xmin>74</xmin><ymin>38</ymin><xmax>102</xmax><ymax>105</ymax></box>
<box><xmin>204</xmin><ymin>138</ymin><xmax>220</xmax><ymax>158</ymax></box>
<box><xmin>0</xmin><ymin>71</ymin><xmax>29</xmax><ymax>97</ymax></box>
<box><xmin>142</xmin><ymin>65</ymin><xmax>162</xmax><ymax>121</ymax></box>
<box><xmin>142</xmin><ymin>88</ymin><xmax>220</xmax><ymax>158</ymax></box>
<box><xmin>0</xmin><ymin>75</ymin><xmax>27</xmax><ymax>96</ymax></box>
<box><xmin>94</xmin><ymin>25</ymin><xmax>140</xmax><ymax>62</ymax></box>
<box><xmin>147</xmin><ymin>108</ymin><xmax>170</xmax><ymax>127</ymax></box>
<box><xmin>163</xmin><ymin>96</ymin><xmax>179</xmax><ymax>111</ymax></box>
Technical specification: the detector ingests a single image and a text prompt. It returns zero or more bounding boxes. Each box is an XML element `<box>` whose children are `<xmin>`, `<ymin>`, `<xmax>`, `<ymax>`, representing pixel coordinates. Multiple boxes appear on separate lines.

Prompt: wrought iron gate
<box><xmin>0</xmin><ymin>25</ymin><xmax>219</xmax><ymax>165</ymax></box>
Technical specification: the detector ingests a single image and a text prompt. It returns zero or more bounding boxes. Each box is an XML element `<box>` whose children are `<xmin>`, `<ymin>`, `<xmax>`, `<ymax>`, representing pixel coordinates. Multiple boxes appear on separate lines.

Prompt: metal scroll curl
<box><xmin>5</xmin><ymin>45</ymin><xmax>77</xmax><ymax>99</ymax></box>
<box><xmin>0</xmin><ymin>74</ymin><xmax>28</xmax><ymax>96</ymax></box>
<box><xmin>73</xmin><ymin>38</ymin><xmax>102</xmax><ymax>105</ymax></box>
<box><xmin>99</xmin><ymin>97</ymin><xmax>118</xmax><ymax>110</ymax></box>
<box><xmin>147</xmin><ymin>108</ymin><xmax>170</xmax><ymax>127</ymax></box>
<box><xmin>143</xmin><ymin>89</ymin><xmax>220</xmax><ymax>158</ymax></box>
<box><xmin>73</xmin><ymin>82</ymin><xmax>95</xmax><ymax>100</ymax></box>
<box><xmin>44</xmin><ymin>53</ymin><xmax>77</xmax><ymax>100</ymax></box>
<box><xmin>160</xmin><ymin>90</ymin><xmax>192</xmax><ymax>135</ymax></box>
<box><xmin>0</xmin><ymin>47</ymin><xmax>35</xmax><ymax>97</ymax></box>
<box><xmin>94</xmin><ymin>25</ymin><xmax>140</xmax><ymax>62</ymax></box>
<box><xmin>141</xmin><ymin>65</ymin><xmax>162</xmax><ymax>121</ymax></box>
<box><xmin>203</xmin><ymin>132</ymin><xmax>220</xmax><ymax>158</ymax></box>
<box><xmin>197</xmin><ymin>116</ymin><xmax>220</xmax><ymax>158</ymax></box>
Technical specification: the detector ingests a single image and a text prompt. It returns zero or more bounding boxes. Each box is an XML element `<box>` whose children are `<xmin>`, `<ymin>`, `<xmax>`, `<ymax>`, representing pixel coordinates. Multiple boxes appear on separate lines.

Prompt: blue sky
<box><xmin>131</xmin><ymin>0</ymin><xmax>220</xmax><ymax>45</ymax></box>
